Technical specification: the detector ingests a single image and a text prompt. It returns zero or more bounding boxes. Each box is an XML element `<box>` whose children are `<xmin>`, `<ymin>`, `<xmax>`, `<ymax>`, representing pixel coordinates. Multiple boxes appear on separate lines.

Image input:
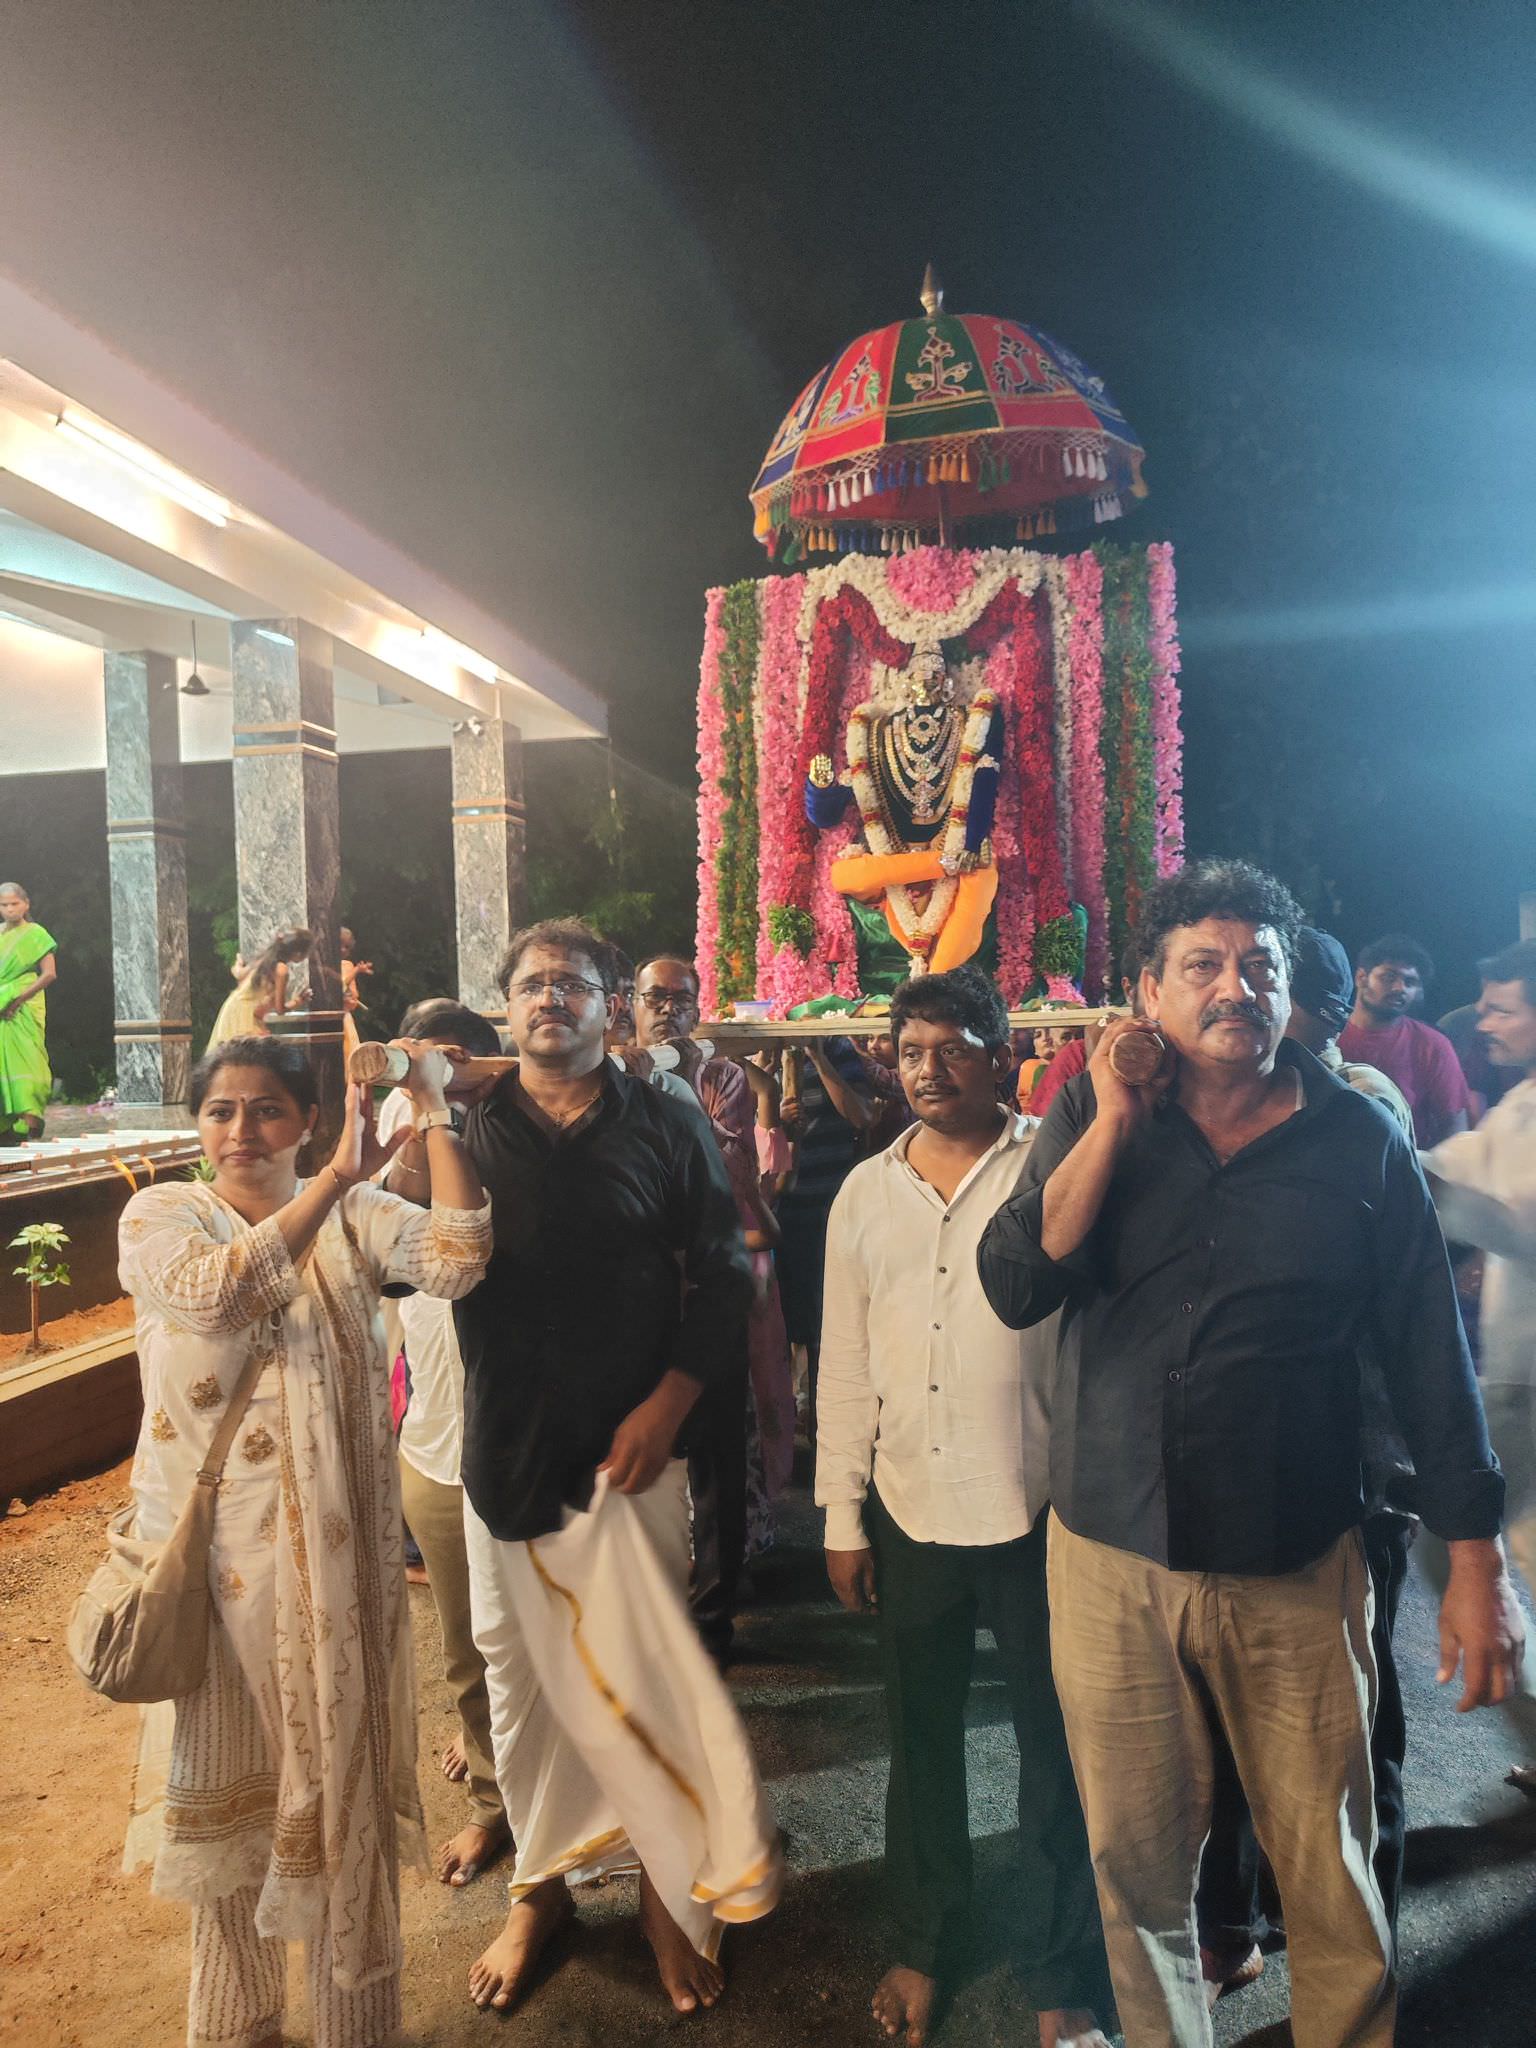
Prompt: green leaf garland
<box><xmin>714</xmin><ymin>581</ymin><xmax>761</xmax><ymax>1002</ymax></box>
<box><xmin>767</xmin><ymin>904</ymin><xmax>816</xmax><ymax>957</ymax></box>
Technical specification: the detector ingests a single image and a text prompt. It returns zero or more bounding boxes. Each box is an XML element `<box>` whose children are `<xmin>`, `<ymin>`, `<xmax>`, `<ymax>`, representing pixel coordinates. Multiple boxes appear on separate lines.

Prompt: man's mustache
<box><xmin>1200</xmin><ymin>1001</ymin><xmax>1268</xmax><ymax>1031</ymax></box>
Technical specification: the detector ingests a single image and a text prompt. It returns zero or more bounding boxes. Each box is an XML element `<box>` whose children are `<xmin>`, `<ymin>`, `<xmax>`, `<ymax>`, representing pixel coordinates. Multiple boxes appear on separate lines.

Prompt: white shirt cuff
<box><xmin>823</xmin><ymin>1500</ymin><xmax>869</xmax><ymax>1552</ymax></box>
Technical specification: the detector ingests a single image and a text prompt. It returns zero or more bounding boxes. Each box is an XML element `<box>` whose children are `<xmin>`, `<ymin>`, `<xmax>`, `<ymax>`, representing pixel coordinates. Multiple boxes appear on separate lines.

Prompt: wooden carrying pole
<box><xmin>347</xmin><ymin>1043</ymin><xmax>516</xmax><ymax>1089</ymax></box>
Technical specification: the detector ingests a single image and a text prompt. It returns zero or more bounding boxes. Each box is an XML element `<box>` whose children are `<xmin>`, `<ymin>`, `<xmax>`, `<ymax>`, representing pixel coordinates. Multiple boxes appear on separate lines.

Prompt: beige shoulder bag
<box><xmin>67</xmin><ymin>1319</ymin><xmax>274</xmax><ymax>1704</ymax></box>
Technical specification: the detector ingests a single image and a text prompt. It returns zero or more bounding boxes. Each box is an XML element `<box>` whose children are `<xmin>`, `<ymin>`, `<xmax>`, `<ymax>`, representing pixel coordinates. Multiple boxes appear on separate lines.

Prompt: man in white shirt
<box><xmin>816</xmin><ymin>965</ymin><xmax>1109</xmax><ymax>2048</ymax></box>
<box><xmin>1422</xmin><ymin>939</ymin><xmax>1536</xmax><ymax>1776</ymax></box>
<box><xmin>379</xmin><ymin>999</ymin><xmax>513</xmax><ymax>1887</ymax></box>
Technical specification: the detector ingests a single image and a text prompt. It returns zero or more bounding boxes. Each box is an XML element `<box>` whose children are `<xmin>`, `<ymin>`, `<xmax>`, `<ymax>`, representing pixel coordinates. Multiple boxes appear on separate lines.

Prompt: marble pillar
<box><xmin>451</xmin><ymin>714</ymin><xmax>526</xmax><ymax>1018</ymax></box>
<box><xmin>104</xmin><ymin>650</ymin><xmax>192</xmax><ymax>1104</ymax></box>
<box><xmin>230</xmin><ymin>619</ymin><xmax>343</xmax><ymax>1143</ymax></box>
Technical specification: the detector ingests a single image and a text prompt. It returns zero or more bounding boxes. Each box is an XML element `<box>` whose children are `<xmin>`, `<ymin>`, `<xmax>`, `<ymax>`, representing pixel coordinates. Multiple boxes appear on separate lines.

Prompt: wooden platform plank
<box><xmin>0</xmin><ymin>1328</ymin><xmax>141</xmax><ymax>1501</ymax></box>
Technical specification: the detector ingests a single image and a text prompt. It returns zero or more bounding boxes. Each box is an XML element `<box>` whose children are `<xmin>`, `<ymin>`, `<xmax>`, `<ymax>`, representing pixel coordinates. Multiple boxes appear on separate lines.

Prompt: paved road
<box><xmin>398</xmin><ymin>1483</ymin><xmax>1536</xmax><ymax>2048</ymax></box>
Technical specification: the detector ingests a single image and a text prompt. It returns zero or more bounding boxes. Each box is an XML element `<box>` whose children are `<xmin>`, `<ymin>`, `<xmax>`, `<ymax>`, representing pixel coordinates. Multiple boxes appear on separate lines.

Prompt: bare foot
<box><xmin>437</xmin><ymin>1814</ymin><xmax>511</xmax><ymax>1887</ymax></box>
<box><xmin>468</xmin><ymin>1877</ymin><xmax>574</xmax><ymax>2010</ymax></box>
<box><xmin>1199</xmin><ymin>1941</ymin><xmax>1264</xmax><ymax>2010</ymax></box>
<box><xmin>441</xmin><ymin>1735</ymin><xmax>468</xmax><ymax>1783</ymax></box>
<box><xmin>871</xmin><ymin>1965</ymin><xmax>937</xmax><ymax>2046</ymax></box>
<box><xmin>639</xmin><ymin>1868</ymin><xmax>723</xmax><ymax>2014</ymax></box>
<box><xmin>1039</xmin><ymin>2008</ymin><xmax>1113</xmax><ymax>2048</ymax></box>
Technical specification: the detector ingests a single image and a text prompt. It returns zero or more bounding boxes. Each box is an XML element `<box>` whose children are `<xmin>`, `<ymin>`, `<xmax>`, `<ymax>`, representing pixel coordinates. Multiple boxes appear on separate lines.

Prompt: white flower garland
<box><xmin>795</xmin><ymin>547</ymin><xmax>1047</xmax><ymax>651</ymax></box>
<box><xmin>1045</xmin><ymin>557</ymin><xmax>1074</xmax><ymax>888</ymax></box>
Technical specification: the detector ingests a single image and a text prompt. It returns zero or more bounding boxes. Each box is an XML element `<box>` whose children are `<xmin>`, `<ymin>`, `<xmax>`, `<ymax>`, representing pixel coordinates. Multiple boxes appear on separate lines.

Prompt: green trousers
<box><xmin>865</xmin><ymin>1490</ymin><xmax>1110</xmax><ymax>2010</ymax></box>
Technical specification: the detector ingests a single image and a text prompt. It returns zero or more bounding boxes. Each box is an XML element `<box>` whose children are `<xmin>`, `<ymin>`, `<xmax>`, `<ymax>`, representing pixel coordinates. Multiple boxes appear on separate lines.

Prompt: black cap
<box><xmin>1291</xmin><ymin>926</ymin><xmax>1354</xmax><ymax>1033</ymax></box>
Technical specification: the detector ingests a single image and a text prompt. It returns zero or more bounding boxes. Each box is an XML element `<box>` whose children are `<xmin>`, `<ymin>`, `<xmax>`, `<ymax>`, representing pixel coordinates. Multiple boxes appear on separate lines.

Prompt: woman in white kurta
<box><xmin>119</xmin><ymin>1033</ymin><xmax>491</xmax><ymax>2048</ymax></box>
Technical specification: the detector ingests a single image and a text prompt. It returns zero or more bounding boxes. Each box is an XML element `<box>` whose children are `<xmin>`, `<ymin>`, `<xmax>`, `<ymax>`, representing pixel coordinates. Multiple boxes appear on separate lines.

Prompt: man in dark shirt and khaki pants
<box><xmin>980</xmin><ymin>860</ymin><xmax>1524</xmax><ymax>2048</ymax></box>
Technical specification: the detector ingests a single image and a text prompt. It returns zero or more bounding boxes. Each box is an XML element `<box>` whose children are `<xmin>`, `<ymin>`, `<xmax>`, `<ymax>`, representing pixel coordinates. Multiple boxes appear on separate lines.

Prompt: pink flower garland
<box><xmin>694</xmin><ymin>587</ymin><xmax>728</xmax><ymax>1018</ymax></box>
<box><xmin>754</xmin><ymin>572</ymin><xmax>825</xmax><ymax>1014</ymax></box>
<box><xmin>1147</xmin><ymin>541</ymin><xmax>1185</xmax><ymax>874</ymax></box>
<box><xmin>885</xmin><ymin>544</ymin><xmax>976</xmax><ymax>615</ymax></box>
<box><xmin>806</xmin><ymin>626</ymin><xmax>887</xmax><ymax>1005</ymax></box>
<box><xmin>966</xmin><ymin>580</ymin><xmax>1068</xmax><ymax>1003</ymax></box>
<box><xmin>1065</xmin><ymin>551</ymin><xmax>1110</xmax><ymax>995</ymax></box>
<box><xmin>985</xmin><ymin>633</ymin><xmax>1033</xmax><ymax>1004</ymax></box>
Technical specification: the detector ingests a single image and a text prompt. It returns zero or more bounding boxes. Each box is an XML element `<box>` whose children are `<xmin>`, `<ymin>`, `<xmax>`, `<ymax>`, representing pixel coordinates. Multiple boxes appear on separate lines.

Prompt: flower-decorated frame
<box><xmin>696</xmin><ymin>541</ymin><xmax>1182</xmax><ymax>1016</ymax></box>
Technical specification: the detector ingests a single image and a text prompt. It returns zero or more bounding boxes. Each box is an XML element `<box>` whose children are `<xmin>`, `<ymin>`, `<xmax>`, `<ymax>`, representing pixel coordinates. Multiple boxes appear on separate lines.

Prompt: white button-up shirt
<box><xmin>1425</xmin><ymin>1076</ymin><xmax>1536</xmax><ymax>1387</ymax></box>
<box><xmin>815</xmin><ymin>1112</ymin><xmax>1055</xmax><ymax>1550</ymax></box>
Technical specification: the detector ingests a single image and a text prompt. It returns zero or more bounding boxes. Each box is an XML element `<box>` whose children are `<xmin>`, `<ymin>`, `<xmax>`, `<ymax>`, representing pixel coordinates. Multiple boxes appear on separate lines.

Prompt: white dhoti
<box><xmin>464</xmin><ymin>1461</ymin><xmax>781</xmax><ymax>1955</ymax></box>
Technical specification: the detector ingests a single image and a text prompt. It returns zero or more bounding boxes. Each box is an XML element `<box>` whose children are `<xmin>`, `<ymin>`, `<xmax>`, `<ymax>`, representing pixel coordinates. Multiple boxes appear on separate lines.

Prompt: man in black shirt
<box><xmin>454</xmin><ymin>920</ymin><xmax>777</xmax><ymax>2018</ymax></box>
<box><xmin>979</xmin><ymin>860</ymin><xmax>1522</xmax><ymax>2048</ymax></box>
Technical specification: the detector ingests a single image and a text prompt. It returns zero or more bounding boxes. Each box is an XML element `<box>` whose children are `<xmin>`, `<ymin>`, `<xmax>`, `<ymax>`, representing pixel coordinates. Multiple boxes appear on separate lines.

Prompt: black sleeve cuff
<box><xmin>1416</xmin><ymin>1462</ymin><xmax>1506</xmax><ymax>1544</ymax></box>
<box><xmin>978</xmin><ymin>1183</ymin><xmax>1075</xmax><ymax>1329</ymax></box>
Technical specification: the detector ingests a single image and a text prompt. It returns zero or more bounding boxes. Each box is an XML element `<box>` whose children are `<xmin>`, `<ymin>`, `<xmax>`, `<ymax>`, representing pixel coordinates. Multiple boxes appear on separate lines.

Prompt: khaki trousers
<box><xmin>1047</xmin><ymin>1521</ymin><xmax>1393</xmax><ymax>2048</ymax></box>
<box><xmin>1415</xmin><ymin>1379</ymin><xmax>1536</xmax><ymax>1749</ymax></box>
<box><xmin>398</xmin><ymin>1452</ymin><xmax>503</xmax><ymax>1829</ymax></box>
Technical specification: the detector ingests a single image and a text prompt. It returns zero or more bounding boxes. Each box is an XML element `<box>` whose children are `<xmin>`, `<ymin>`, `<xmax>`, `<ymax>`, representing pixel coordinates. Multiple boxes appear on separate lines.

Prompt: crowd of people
<box><xmin>104</xmin><ymin>859</ymin><xmax>1536</xmax><ymax>2048</ymax></box>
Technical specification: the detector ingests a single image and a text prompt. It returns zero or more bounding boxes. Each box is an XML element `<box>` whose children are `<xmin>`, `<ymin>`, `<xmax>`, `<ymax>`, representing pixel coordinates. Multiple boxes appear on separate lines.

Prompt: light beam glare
<box><xmin>1090</xmin><ymin>0</ymin><xmax>1536</xmax><ymax>263</ymax></box>
<box><xmin>1182</xmin><ymin>582</ymin><xmax>1536</xmax><ymax>652</ymax></box>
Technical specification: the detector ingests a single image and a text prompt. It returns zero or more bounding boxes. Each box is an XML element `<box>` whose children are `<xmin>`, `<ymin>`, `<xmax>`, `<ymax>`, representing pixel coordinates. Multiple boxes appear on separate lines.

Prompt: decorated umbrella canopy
<box><xmin>751</xmin><ymin>267</ymin><xmax>1146</xmax><ymax>560</ymax></box>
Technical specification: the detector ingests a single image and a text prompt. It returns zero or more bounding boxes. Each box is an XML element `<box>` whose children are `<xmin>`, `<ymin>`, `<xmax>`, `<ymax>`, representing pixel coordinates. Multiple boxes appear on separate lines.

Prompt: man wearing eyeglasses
<box><xmin>633</xmin><ymin>954</ymin><xmax>760</xmax><ymax>1665</ymax></box>
<box><xmin>454</xmin><ymin>920</ymin><xmax>778</xmax><ymax>2019</ymax></box>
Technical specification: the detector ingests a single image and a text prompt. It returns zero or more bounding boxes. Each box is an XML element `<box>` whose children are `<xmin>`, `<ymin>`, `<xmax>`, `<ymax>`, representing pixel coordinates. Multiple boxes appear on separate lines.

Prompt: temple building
<box><xmin>0</xmin><ymin>275</ymin><xmax>606</xmax><ymax>1121</ymax></box>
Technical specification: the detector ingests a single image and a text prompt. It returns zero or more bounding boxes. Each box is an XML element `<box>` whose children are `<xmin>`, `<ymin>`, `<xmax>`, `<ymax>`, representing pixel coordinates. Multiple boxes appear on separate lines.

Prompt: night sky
<box><xmin>4</xmin><ymin>0</ymin><xmax>1535</xmax><ymax>1002</ymax></box>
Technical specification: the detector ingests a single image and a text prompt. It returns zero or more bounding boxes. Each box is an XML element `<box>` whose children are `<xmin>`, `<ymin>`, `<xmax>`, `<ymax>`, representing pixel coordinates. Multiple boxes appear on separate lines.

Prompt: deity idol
<box><xmin>804</xmin><ymin>643</ymin><xmax>1003</xmax><ymax>975</ymax></box>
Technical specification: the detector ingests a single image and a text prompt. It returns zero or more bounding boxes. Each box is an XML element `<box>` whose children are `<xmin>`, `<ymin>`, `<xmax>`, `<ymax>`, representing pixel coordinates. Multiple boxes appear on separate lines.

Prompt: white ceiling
<box><xmin>0</xmin><ymin>308</ymin><xmax>608</xmax><ymax>768</ymax></box>
<box><xmin>1</xmin><ymin>612</ymin><xmax>454</xmax><ymax>774</ymax></box>
<box><xmin>0</xmin><ymin>506</ymin><xmax>455</xmax><ymax>771</ymax></box>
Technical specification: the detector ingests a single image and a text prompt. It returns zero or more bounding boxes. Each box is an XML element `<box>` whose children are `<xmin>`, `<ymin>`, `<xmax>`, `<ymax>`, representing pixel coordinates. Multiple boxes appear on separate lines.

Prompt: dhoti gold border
<box><xmin>525</xmin><ymin>1540</ymin><xmax>706</xmax><ymax>1819</ymax></box>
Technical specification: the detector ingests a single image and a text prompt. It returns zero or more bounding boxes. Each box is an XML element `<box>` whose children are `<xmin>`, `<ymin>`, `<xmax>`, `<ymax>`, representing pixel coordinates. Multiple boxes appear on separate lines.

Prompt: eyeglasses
<box><xmin>508</xmin><ymin>976</ymin><xmax>605</xmax><ymax>1004</ymax></box>
<box><xmin>638</xmin><ymin>988</ymin><xmax>697</xmax><ymax>1012</ymax></box>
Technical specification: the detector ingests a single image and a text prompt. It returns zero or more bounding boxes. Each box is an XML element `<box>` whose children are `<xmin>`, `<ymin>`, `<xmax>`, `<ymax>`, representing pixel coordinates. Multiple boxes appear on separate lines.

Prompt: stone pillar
<box><xmin>230</xmin><ymin>619</ymin><xmax>343</xmax><ymax>1144</ymax></box>
<box><xmin>104</xmin><ymin>650</ymin><xmax>192</xmax><ymax>1106</ymax></box>
<box><xmin>452</xmin><ymin>713</ymin><xmax>526</xmax><ymax>1019</ymax></box>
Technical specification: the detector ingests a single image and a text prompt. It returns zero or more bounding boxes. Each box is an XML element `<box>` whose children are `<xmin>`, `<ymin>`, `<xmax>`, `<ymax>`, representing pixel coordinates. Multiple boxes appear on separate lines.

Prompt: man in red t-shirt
<box><xmin>1339</xmin><ymin>933</ymin><xmax>1471</xmax><ymax>1147</ymax></box>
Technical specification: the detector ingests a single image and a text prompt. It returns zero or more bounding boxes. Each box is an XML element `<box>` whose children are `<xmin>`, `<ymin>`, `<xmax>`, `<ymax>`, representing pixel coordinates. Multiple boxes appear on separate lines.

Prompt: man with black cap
<box><xmin>1195</xmin><ymin>926</ymin><xmax>1418</xmax><ymax>2005</ymax></box>
<box><xmin>1286</xmin><ymin>926</ymin><xmax>1412</xmax><ymax>1136</ymax></box>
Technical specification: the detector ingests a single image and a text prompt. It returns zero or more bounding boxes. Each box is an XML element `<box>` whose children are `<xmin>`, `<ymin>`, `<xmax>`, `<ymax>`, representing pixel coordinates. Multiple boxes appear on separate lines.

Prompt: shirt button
<box><xmin>929</xmin><ymin>1383</ymin><xmax>939</xmax><ymax>1392</ymax></box>
<box><xmin>1181</xmin><ymin>1301</ymin><xmax>1193</xmax><ymax>1314</ymax></box>
<box><xmin>933</xmin><ymin>1322</ymin><xmax>942</xmax><ymax>1330</ymax></box>
<box><xmin>931</xmin><ymin>1446</ymin><xmax>940</xmax><ymax>1455</ymax></box>
<box><xmin>937</xmin><ymin>1265</ymin><xmax>948</xmax><ymax>1274</ymax></box>
<box><xmin>1168</xmin><ymin>1369</ymin><xmax>1183</xmax><ymax>1383</ymax></box>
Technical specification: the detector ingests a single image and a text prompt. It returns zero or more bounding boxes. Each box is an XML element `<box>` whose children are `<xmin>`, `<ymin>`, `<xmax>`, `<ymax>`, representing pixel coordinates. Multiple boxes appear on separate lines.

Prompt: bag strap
<box><xmin>193</xmin><ymin>1323</ymin><xmax>275</xmax><ymax>1490</ymax></box>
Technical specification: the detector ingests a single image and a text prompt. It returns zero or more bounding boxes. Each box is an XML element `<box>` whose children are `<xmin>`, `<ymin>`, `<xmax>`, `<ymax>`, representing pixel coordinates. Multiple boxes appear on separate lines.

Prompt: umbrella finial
<box><xmin>919</xmin><ymin>263</ymin><xmax>944</xmax><ymax>317</ymax></box>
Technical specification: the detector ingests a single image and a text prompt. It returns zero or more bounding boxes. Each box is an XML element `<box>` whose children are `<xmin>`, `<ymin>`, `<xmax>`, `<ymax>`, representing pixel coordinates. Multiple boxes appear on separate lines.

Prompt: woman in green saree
<box><xmin>0</xmin><ymin>883</ymin><xmax>58</xmax><ymax>1141</ymax></box>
